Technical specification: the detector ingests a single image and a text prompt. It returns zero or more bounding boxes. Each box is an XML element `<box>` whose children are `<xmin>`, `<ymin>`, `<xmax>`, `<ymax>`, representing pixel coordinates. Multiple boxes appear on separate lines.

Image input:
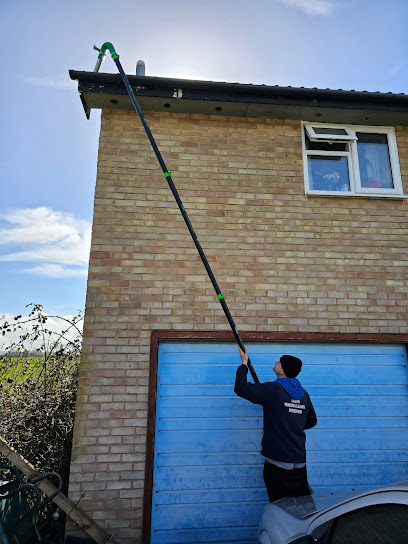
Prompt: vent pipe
<box><xmin>136</xmin><ymin>60</ymin><xmax>145</xmax><ymax>76</ymax></box>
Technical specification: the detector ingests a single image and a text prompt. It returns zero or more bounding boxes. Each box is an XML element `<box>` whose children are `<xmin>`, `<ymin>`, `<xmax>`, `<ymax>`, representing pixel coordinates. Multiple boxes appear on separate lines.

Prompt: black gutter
<box><xmin>69</xmin><ymin>70</ymin><xmax>408</xmax><ymax>107</ymax></box>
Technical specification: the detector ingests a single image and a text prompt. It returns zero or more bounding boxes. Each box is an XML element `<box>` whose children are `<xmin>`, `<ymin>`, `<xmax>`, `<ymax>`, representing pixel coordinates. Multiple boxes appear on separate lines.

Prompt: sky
<box><xmin>1</xmin><ymin>0</ymin><xmax>408</xmax><ymax>321</ymax></box>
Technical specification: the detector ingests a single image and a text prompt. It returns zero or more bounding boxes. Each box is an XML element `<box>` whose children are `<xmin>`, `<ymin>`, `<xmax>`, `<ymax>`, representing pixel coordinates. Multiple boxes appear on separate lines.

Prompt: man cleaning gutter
<box><xmin>235</xmin><ymin>348</ymin><xmax>317</xmax><ymax>502</ymax></box>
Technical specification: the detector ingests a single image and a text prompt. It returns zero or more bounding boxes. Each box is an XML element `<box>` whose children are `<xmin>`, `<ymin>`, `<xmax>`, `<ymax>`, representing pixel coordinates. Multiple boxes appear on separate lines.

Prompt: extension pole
<box><xmin>93</xmin><ymin>43</ymin><xmax>259</xmax><ymax>383</ymax></box>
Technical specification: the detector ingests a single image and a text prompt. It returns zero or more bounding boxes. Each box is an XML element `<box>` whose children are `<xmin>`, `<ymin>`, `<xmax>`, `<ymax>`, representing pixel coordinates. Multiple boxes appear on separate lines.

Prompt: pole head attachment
<box><xmin>93</xmin><ymin>42</ymin><xmax>119</xmax><ymax>73</ymax></box>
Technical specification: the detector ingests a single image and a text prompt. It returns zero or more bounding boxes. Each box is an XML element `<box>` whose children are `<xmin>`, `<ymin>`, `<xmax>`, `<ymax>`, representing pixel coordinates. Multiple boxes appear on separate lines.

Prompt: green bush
<box><xmin>0</xmin><ymin>304</ymin><xmax>83</xmax><ymax>493</ymax></box>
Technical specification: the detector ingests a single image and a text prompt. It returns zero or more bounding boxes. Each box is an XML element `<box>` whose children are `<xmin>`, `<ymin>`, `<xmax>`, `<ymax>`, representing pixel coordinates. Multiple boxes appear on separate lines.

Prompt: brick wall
<box><xmin>67</xmin><ymin>110</ymin><xmax>408</xmax><ymax>542</ymax></box>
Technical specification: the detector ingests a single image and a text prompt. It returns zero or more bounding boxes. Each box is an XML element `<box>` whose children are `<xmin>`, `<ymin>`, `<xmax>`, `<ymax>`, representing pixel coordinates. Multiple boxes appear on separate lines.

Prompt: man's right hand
<box><xmin>239</xmin><ymin>346</ymin><xmax>249</xmax><ymax>366</ymax></box>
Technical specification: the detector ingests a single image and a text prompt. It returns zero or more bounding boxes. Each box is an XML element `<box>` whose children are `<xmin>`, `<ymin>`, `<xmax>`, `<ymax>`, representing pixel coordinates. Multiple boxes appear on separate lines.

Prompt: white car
<box><xmin>258</xmin><ymin>481</ymin><xmax>408</xmax><ymax>544</ymax></box>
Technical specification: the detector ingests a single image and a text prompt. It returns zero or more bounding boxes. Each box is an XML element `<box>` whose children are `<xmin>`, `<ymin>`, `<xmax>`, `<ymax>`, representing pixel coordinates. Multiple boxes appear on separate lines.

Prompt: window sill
<box><xmin>306</xmin><ymin>191</ymin><xmax>407</xmax><ymax>200</ymax></box>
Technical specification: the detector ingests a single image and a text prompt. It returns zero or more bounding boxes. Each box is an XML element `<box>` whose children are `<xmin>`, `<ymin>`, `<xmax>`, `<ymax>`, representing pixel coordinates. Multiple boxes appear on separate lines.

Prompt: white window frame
<box><xmin>302</xmin><ymin>122</ymin><xmax>405</xmax><ymax>198</ymax></box>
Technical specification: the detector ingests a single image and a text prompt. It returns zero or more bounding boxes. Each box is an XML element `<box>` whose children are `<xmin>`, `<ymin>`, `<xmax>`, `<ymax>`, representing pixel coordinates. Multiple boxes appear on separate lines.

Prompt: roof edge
<box><xmin>68</xmin><ymin>70</ymin><xmax>408</xmax><ymax>125</ymax></box>
<box><xmin>69</xmin><ymin>70</ymin><xmax>408</xmax><ymax>103</ymax></box>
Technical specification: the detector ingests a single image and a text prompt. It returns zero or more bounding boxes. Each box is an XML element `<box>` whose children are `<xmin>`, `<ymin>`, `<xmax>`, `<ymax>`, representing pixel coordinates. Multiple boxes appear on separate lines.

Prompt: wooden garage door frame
<box><xmin>142</xmin><ymin>330</ymin><xmax>408</xmax><ymax>543</ymax></box>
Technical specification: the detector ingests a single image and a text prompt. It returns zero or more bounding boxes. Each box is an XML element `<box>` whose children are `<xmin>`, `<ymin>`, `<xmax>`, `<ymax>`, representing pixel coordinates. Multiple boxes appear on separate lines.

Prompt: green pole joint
<box><xmin>164</xmin><ymin>172</ymin><xmax>172</xmax><ymax>178</ymax></box>
<box><xmin>98</xmin><ymin>42</ymin><xmax>119</xmax><ymax>60</ymax></box>
<box><xmin>217</xmin><ymin>294</ymin><xmax>225</xmax><ymax>300</ymax></box>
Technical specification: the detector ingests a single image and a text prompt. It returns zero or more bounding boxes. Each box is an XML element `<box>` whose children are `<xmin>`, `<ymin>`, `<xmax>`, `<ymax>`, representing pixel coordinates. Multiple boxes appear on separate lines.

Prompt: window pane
<box><xmin>313</xmin><ymin>127</ymin><xmax>348</xmax><ymax>136</ymax></box>
<box><xmin>329</xmin><ymin>504</ymin><xmax>408</xmax><ymax>544</ymax></box>
<box><xmin>308</xmin><ymin>156</ymin><xmax>350</xmax><ymax>191</ymax></box>
<box><xmin>357</xmin><ymin>132</ymin><xmax>394</xmax><ymax>189</ymax></box>
<box><xmin>306</xmin><ymin>134</ymin><xmax>347</xmax><ymax>152</ymax></box>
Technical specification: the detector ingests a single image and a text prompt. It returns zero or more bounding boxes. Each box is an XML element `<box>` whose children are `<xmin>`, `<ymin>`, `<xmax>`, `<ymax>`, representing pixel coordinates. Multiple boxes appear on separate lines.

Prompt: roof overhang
<box><xmin>69</xmin><ymin>70</ymin><xmax>408</xmax><ymax>126</ymax></box>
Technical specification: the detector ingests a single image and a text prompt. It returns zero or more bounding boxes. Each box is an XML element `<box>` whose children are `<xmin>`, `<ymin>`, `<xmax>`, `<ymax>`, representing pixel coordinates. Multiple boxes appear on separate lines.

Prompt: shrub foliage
<box><xmin>0</xmin><ymin>304</ymin><xmax>83</xmax><ymax>491</ymax></box>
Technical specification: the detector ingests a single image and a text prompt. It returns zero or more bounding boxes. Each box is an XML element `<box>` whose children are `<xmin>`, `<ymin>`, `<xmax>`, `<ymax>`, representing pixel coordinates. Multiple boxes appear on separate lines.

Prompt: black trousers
<box><xmin>263</xmin><ymin>460</ymin><xmax>311</xmax><ymax>503</ymax></box>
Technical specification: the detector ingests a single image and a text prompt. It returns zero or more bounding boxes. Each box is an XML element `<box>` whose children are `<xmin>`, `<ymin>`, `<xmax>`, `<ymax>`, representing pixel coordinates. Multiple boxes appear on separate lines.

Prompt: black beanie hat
<box><xmin>280</xmin><ymin>355</ymin><xmax>303</xmax><ymax>378</ymax></box>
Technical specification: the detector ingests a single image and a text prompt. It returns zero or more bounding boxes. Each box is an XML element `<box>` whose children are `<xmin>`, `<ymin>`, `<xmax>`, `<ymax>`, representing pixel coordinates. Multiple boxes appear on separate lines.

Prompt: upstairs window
<box><xmin>302</xmin><ymin>123</ymin><xmax>405</xmax><ymax>198</ymax></box>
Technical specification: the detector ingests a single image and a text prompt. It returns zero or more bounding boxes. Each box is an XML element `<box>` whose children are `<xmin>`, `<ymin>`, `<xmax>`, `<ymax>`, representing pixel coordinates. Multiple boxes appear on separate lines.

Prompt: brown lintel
<box><xmin>151</xmin><ymin>329</ymin><xmax>408</xmax><ymax>344</ymax></box>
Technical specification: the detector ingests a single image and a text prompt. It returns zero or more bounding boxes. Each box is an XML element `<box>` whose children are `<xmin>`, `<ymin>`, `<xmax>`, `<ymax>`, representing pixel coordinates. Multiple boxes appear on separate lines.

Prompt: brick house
<box><xmin>69</xmin><ymin>68</ymin><xmax>408</xmax><ymax>544</ymax></box>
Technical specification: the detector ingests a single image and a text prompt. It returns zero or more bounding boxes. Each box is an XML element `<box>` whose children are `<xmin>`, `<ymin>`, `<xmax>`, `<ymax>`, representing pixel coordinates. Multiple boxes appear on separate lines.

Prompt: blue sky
<box><xmin>1</xmin><ymin>0</ymin><xmax>407</xmax><ymax>318</ymax></box>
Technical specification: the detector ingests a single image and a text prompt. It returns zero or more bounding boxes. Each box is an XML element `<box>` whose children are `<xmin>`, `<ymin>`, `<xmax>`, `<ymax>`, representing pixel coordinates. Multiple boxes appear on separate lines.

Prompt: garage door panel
<box><xmin>154</xmin><ymin>526</ymin><xmax>257</xmax><ymax>544</ymax></box>
<box><xmin>155</xmin><ymin>462</ymin><xmax>407</xmax><ymax>487</ymax></box>
<box><xmin>160</xmin><ymin>405</ymin><xmax>262</xmax><ymax>417</ymax></box>
<box><xmin>160</xmin><ymin>405</ymin><xmax>408</xmax><ymax>418</ymax></box>
<box><xmin>151</xmin><ymin>341</ymin><xmax>408</xmax><ymax>544</ymax></box>
<box><xmin>156</xmin><ymin>488</ymin><xmax>265</xmax><ymax>505</ymax></box>
<box><xmin>312</xmin><ymin>416</ymin><xmax>408</xmax><ymax>428</ymax></box>
<box><xmin>311</xmin><ymin>406</ymin><xmax>408</xmax><ymax>417</ymax></box>
<box><xmin>155</xmin><ymin>455</ymin><xmax>408</xmax><ymax>493</ymax></box>
<box><xmin>312</xmin><ymin>395</ymin><xmax>408</xmax><ymax>408</ymax></box>
<box><xmin>160</xmin><ymin>383</ymin><xmax>408</xmax><ymax>396</ymax></box>
<box><xmin>162</xmin><ymin>351</ymin><xmax>404</xmax><ymax>367</ymax></box>
<box><xmin>159</xmin><ymin>417</ymin><xmax>263</xmax><ymax>431</ymax></box>
<box><xmin>306</xmin><ymin>472</ymin><xmax>408</xmax><ymax>486</ymax></box>
<box><xmin>160</xmin><ymin>364</ymin><xmax>407</xmax><ymax>385</ymax></box>
<box><xmin>156</xmin><ymin>429</ymin><xmax>262</xmax><ymax>453</ymax></box>
<box><xmin>159</xmin><ymin>364</ymin><xmax>243</xmax><ymax>385</ymax></box>
<box><xmin>160</xmin><ymin>343</ymin><xmax>402</xmax><ymax>356</ymax></box>
<box><xmin>155</xmin><ymin>465</ymin><xmax>266</xmax><ymax>482</ymax></box>
<box><xmin>160</xmin><ymin>395</ymin><xmax>257</xmax><ymax>409</ymax></box>
<box><xmin>158</xmin><ymin>449</ymin><xmax>408</xmax><ymax>467</ymax></box>
<box><xmin>157</xmin><ymin>429</ymin><xmax>407</xmax><ymax>447</ymax></box>
<box><xmin>161</xmin><ymin>395</ymin><xmax>408</xmax><ymax>410</ymax></box>
<box><xmin>309</xmin><ymin>449</ymin><xmax>408</xmax><ymax>463</ymax></box>
<box><xmin>157</xmin><ymin>452</ymin><xmax>262</xmax><ymax>467</ymax></box>
<box><xmin>308</xmin><ymin>462</ymin><xmax>407</xmax><ymax>477</ymax></box>
<box><xmin>153</xmin><ymin>502</ymin><xmax>265</xmax><ymax>530</ymax></box>
<box><xmin>159</xmin><ymin>413</ymin><xmax>408</xmax><ymax>429</ymax></box>
<box><xmin>308</xmin><ymin>437</ymin><xmax>408</xmax><ymax>451</ymax></box>
<box><xmin>300</xmin><ymin>366</ymin><xmax>407</xmax><ymax>385</ymax></box>
<box><xmin>160</xmin><ymin>385</ymin><xmax>235</xmax><ymax>396</ymax></box>
<box><xmin>306</xmin><ymin>384</ymin><xmax>408</xmax><ymax>395</ymax></box>
<box><xmin>298</xmin><ymin>353</ymin><xmax>404</xmax><ymax>366</ymax></box>
<box><xmin>154</xmin><ymin>474</ymin><xmax>265</xmax><ymax>492</ymax></box>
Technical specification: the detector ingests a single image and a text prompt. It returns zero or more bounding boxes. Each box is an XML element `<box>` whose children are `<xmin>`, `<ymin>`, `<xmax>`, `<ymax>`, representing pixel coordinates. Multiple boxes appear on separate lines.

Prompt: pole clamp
<box><xmin>217</xmin><ymin>294</ymin><xmax>225</xmax><ymax>300</ymax></box>
<box><xmin>164</xmin><ymin>172</ymin><xmax>172</xmax><ymax>178</ymax></box>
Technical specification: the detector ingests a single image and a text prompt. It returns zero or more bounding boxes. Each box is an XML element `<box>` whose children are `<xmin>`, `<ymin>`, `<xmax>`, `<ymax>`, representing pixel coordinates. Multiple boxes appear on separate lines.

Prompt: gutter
<box><xmin>69</xmin><ymin>70</ymin><xmax>408</xmax><ymax>125</ymax></box>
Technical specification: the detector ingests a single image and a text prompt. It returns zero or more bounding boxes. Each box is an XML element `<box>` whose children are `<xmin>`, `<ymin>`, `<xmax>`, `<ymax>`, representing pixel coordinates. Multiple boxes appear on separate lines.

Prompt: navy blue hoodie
<box><xmin>234</xmin><ymin>365</ymin><xmax>317</xmax><ymax>463</ymax></box>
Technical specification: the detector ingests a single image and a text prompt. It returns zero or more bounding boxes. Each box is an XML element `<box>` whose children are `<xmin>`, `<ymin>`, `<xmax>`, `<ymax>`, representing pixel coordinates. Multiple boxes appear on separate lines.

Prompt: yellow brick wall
<box><xmin>67</xmin><ymin>110</ymin><xmax>408</xmax><ymax>541</ymax></box>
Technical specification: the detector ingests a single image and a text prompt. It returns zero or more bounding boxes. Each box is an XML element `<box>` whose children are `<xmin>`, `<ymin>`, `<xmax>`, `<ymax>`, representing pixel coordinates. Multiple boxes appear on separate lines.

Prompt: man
<box><xmin>234</xmin><ymin>347</ymin><xmax>317</xmax><ymax>503</ymax></box>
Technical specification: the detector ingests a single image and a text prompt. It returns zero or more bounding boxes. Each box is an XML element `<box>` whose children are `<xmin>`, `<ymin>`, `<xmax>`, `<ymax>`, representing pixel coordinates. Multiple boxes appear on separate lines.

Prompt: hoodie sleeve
<box><xmin>304</xmin><ymin>395</ymin><xmax>317</xmax><ymax>430</ymax></box>
<box><xmin>234</xmin><ymin>364</ymin><xmax>268</xmax><ymax>405</ymax></box>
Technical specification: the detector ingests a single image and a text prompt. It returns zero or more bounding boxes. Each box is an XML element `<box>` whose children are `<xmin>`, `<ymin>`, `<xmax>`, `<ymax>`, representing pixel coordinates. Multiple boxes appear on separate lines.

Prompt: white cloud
<box><xmin>24</xmin><ymin>264</ymin><xmax>88</xmax><ymax>277</ymax></box>
<box><xmin>276</xmin><ymin>0</ymin><xmax>337</xmax><ymax>16</ymax></box>
<box><xmin>24</xmin><ymin>75</ymin><xmax>76</xmax><ymax>90</ymax></box>
<box><xmin>0</xmin><ymin>207</ymin><xmax>91</xmax><ymax>278</ymax></box>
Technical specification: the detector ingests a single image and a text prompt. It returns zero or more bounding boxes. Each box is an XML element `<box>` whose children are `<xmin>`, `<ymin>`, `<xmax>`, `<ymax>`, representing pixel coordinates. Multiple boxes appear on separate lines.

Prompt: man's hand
<box><xmin>239</xmin><ymin>346</ymin><xmax>249</xmax><ymax>366</ymax></box>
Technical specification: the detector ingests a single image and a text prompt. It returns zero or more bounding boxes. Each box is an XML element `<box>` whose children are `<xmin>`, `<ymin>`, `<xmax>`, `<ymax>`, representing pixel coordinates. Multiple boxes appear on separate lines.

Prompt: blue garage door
<box><xmin>151</xmin><ymin>342</ymin><xmax>408</xmax><ymax>544</ymax></box>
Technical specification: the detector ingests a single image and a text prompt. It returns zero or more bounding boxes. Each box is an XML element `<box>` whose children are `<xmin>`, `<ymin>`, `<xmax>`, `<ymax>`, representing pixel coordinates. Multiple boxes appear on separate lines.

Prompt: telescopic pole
<box><xmin>93</xmin><ymin>43</ymin><xmax>259</xmax><ymax>383</ymax></box>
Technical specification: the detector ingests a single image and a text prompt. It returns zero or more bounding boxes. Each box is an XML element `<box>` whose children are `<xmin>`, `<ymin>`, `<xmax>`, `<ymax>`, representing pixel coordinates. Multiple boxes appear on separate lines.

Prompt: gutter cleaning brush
<box><xmin>91</xmin><ymin>42</ymin><xmax>259</xmax><ymax>384</ymax></box>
